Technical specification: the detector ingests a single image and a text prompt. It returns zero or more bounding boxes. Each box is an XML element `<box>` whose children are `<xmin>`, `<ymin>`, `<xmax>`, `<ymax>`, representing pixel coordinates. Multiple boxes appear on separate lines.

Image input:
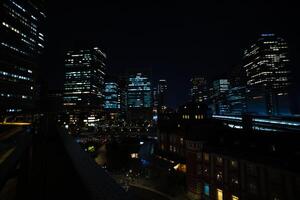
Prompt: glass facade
<box><xmin>104</xmin><ymin>82</ymin><xmax>120</xmax><ymax>110</ymax></box>
<box><xmin>211</xmin><ymin>79</ymin><xmax>230</xmax><ymax>114</ymax></box>
<box><xmin>63</xmin><ymin>47</ymin><xmax>106</xmax><ymax>113</ymax></box>
<box><xmin>243</xmin><ymin>33</ymin><xmax>291</xmax><ymax>115</ymax></box>
<box><xmin>0</xmin><ymin>0</ymin><xmax>46</xmax><ymax>116</ymax></box>
<box><xmin>127</xmin><ymin>73</ymin><xmax>152</xmax><ymax>108</ymax></box>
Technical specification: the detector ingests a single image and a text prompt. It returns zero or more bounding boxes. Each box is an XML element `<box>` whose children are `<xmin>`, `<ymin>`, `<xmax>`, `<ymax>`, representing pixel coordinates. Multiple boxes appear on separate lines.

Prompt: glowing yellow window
<box><xmin>232</xmin><ymin>195</ymin><xmax>239</xmax><ymax>200</ymax></box>
<box><xmin>217</xmin><ymin>189</ymin><xmax>223</xmax><ymax>200</ymax></box>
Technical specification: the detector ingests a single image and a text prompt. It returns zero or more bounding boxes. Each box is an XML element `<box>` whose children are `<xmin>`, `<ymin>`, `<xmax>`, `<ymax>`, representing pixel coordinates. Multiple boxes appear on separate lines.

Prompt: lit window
<box><xmin>204</xmin><ymin>183</ymin><xmax>209</xmax><ymax>196</ymax></box>
<box><xmin>217</xmin><ymin>189</ymin><xmax>223</xmax><ymax>200</ymax></box>
<box><xmin>232</xmin><ymin>195</ymin><xmax>239</xmax><ymax>200</ymax></box>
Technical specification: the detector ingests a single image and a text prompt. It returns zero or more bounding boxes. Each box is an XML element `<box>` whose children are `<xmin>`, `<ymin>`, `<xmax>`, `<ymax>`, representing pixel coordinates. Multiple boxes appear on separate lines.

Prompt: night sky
<box><xmin>43</xmin><ymin>1</ymin><xmax>300</xmax><ymax>109</ymax></box>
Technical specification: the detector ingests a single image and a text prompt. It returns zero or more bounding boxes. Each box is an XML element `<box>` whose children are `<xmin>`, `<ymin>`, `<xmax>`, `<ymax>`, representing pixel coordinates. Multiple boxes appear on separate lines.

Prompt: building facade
<box><xmin>186</xmin><ymin>142</ymin><xmax>300</xmax><ymax>200</ymax></box>
<box><xmin>104</xmin><ymin>82</ymin><xmax>120</xmax><ymax>110</ymax></box>
<box><xmin>127</xmin><ymin>72</ymin><xmax>152</xmax><ymax>108</ymax></box>
<box><xmin>209</xmin><ymin>79</ymin><xmax>230</xmax><ymax>115</ymax></box>
<box><xmin>0</xmin><ymin>0</ymin><xmax>46</xmax><ymax>119</ymax></box>
<box><xmin>157</xmin><ymin>109</ymin><xmax>300</xmax><ymax>200</ymax></box>
<box><xmin>191</xmin><ymin>77</ymin><xmax>208</xmax><ymax>103</ymax></box>
<box><xmin>243</xmin><ymin>33</ymin><xmax>291</xmax><ymax>115</ymax></box>
<box><xmin>157</xmin><ymin>79</ymin><xmax>167</xmax><ymax>111</ymax></box>
<box><xmin>63</xmin><ymin>47</ymin><xmax>106</xmax><ymax>126</ymax></box>
<box><xmin>126</xmin><ymin>72</ymin><xmax>152</xmax><ymax>121</ymax></box>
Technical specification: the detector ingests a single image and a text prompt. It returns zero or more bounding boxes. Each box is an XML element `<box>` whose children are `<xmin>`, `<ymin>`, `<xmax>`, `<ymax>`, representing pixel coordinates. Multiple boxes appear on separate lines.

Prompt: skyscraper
<box><xmin>127</xmin><ymin>72</ymin><xmax>152</xmax><ymax>121</ymax></box>
<box><xmin>211</xmin><ymin>79</ymin><xmax>230</xmax><ymax>114</ymax></box>
<box><xmin>0</xmin><ymin>0</ymin><xmax>46</xmax><ymax>118</ymax></box>
<box><xmin>63</xmin><ymin>47</ymin><xmax>106</xmax><ymax>125</ymax></box>
<box><xmin>127</xmin><ymin>73</ymin><xmax>152</xmax><ymax>108</ymax></box>
<box><xmin>243</xmin><ymin>33</ymin><xmax>291</xmax><ymax>115</ymax></box>
<box><xmin>190</xmin><ymin>77</ymin><xmax>208</xmax><ymax>103</ymax></box>
<box><xmin>104</xmin><ymin>82</ymin><xmax>120</xmax><ymax>110</ymax></box>
<box><xmin>157</xmin><ymin>79</ymin><xmax>167</xmax><ymax>111</ymax></box>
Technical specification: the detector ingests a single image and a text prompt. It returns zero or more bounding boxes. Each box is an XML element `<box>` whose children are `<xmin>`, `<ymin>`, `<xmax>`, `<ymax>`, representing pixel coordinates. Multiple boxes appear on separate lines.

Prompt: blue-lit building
<box><xmin>63</xmin><ymin>47</ymin><xmax>106</xmax><ymax>126</ymax></box>
<box><xmin>226</xmin><ymin>86</ymin><xmax>247</xmax><ymax>115</ymax></box>
<box><xmin>104</xmin><ymin>82</ymin><xmax>120</xmax><ymax>110</ymax></box>
<box><xmin>127</xmin><ymin>73</ymin><xmax>152</xmax><ymax>108</ymax></box>
<box><xmin>243</xmin><ymin>33</ymin><xmax>291</xmax><ymax>115</ymax></box>
<box><xmin>0</xmin><ymin>0</ymin><xmax>46</xmax><ymax>118</ymax></box>
<box><xmin>127</xmin><ymin>73</ymin><xmax>152</xmax><ymax>121</ymax></box>
<box><xmin>209</xmin><ymin>79</ymin><xmax>230</xmax><ymax>115</ymax></box>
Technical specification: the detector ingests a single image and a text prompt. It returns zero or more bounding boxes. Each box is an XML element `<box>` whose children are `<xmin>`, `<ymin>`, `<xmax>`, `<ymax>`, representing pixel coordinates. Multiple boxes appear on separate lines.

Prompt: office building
<box><xmin>210</xmin><ymin>79</ymin><xmax>230</xmax><ymax>115</ymax></box>
<box><xmin>190</xmin><ymin>77</ymin><xmax>208</xmax><ymax>103</ymax></box>
<box><xmin>0</xmin><ymin>0</ymin><xmax>46</xmax><ymax>118</ymax></box>
<box><xmin>243</xmin><ymin>33</ymin><xmax>291</xmax><ymax>115</ymax></box>
<box><xmin>226</xmin><ymin>86</ymin><xmax>247</xmax><ymax>115</ymax></box>
<box><xmin>157</xmin><ymin>79</ymin><xmax>167</xmax><ymax>112</ymax></box>
<box><xmin>63</xmin><ymin>47</ymin><xmax>106</xmax><ymax>126</ymax></box>
<box><xmin>127</xmin><ymin>72</ymin><xmax>152</xmax><ymax>121</ymax></box>
<box><xmin>104</xmin><ymin>82</ymin><xmax>121</xmax><ymax>110</ymax></box>
<box><xmin>127</xmin><ymin>72</ymin><xmax>152</xmax><ymax>108</ymax></box>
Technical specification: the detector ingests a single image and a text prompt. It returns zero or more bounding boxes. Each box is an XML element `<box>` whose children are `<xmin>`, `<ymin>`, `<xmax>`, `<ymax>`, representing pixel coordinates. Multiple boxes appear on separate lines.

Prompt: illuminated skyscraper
<box><xmin>0</xmin><ymin>0</ymin><xmax>46</xmax><ymax>117</ymax></box>
<box><xmin>104</xmin><ymin>82</ymin><xmax>120</xmax><ymax>110</ymax></box>
<box><xmin>63</xmin><ymin>47</ymin><xmax>106</xmax><ymax>125</ymax></box>
<box><xmin>190</xmin><ymin>77</ymin><xmax>208</xmax><ymax>103</ymax></box>
<box><xmin>157</xmin><ymin>79</ymin><xmax>167</xmax><ymax>111</ymax></box>
<box><xmin>213</xmin><ymin>79</ymin><xmax>230</xmax><ymax>95</ymax></box>
<box><xmin>127</xmin><ymin>72</ymin><xmax>152</xmax><ymax>121</ymax></box>
<box><xmin>211</xmin><ymin>79</ymin><xmax>230</xmax><ymax>114</ymax></box>
<box><xmin>127</xmin><ymin>73</ymin><xmax>152</xmax><ymax>108</ymax></box>
<box><xmin>243</xmin><ymin>33</ymin><xmax>291</xmax><ymax>115</ymax></box>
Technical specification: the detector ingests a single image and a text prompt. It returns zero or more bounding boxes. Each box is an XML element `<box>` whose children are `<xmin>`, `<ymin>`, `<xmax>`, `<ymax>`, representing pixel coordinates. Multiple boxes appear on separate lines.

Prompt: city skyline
<box><xmin>43</xmin><ymin>1</ymin><xmax>300</xmax><ymax>108</ymax></box>
<box><xmin>2</xmin><ymin>1</ymin><xmax>300</xmax><ymax>200</ymax></box>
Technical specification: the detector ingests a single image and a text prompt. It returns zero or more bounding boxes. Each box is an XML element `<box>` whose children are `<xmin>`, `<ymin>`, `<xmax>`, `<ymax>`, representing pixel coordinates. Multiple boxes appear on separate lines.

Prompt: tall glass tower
<box><xmin>127</xmin><ymin>73</ymin><xmax>152</xmax><ymax>108</ymax></box>
<box><xmin>0</xmin><ymin>0</ymin><xmax>46</xmax><ymax>118</ymax></box>
<box><xmin>104</xmin><ymin>82</ymin><xmax>120</xmax><ymax>110</ymax></box>
<box><xmin>126</xmin><ymin>72</ymin><xmax>152</xmax><ymax>121</ymax></box>
<box><xmin>63</xmin><ymin>47</ymin><xmax>106</xmax><ymax>125</ymax></box>
<box><xmin>243</xmin><ymin>33</ymin><xmax>291</xmax><ymax>115</ymax></box>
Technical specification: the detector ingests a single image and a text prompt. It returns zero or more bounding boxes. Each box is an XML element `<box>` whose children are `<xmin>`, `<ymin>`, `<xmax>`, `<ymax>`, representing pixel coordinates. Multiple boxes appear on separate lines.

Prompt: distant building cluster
<box><xmin>61</xmin><ymin>49</ymin><xmax>169</xmax><ymax>129</ymax></box>
<box><xmin>60</xmin><ymin>34</ymin><xmax>293</xmax><ymax>130</ymax></box>
<box><xmin>0</xmin><ymin>3</ymin><xmax>295</xmax><ymax>125</ymax></box>
<box><xmin>190</xmin><ymin>34</ymin><xmax>291</xmax><ymax>116</ymax></box>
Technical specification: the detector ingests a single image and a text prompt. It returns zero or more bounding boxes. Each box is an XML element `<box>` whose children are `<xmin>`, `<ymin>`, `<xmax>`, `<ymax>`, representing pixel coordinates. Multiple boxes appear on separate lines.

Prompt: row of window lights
<box><xmin>2</xmin><ymin>21</ymin><xmax>39</xmax><ymax>49</ymax></box>
<box><xmin>1</xmin><ymin>42</ymin><xmax>29</xmax><ymax>56</ymax></box>
<box><xmin>5</xmin><ymin>4</ymin><xmax>38</xmax><ymax>34</ymax></box>
<box><xmin>201</xmin><ymin>184</ymin><xmax>239</xmax><ymax>200</ymax></box>
<box><xmin>0</xmin><ymin>93</ymin><xmax>31</xmax><ymax>99</ymax></box>
<box><xmin>182</xmin><ymin>114</ymin><xmax>204</xmax><ymax>119</ymax></box>
<box><xmin>0</xmin><ymin>70</ymin><xmax>32</xmax><ymax>81</ymax></box>
<box><xmin>199</xmin><ymin>153</ymin><xmax>238</xmax><ymax>168</ymax></box>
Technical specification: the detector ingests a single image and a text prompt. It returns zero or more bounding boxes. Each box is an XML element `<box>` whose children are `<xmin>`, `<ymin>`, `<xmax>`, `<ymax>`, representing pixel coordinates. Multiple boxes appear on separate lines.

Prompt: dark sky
<box><xmin>43</xmin><ymin>1</ymin><xmax>300</xmax><ymax>108</ymax></box>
